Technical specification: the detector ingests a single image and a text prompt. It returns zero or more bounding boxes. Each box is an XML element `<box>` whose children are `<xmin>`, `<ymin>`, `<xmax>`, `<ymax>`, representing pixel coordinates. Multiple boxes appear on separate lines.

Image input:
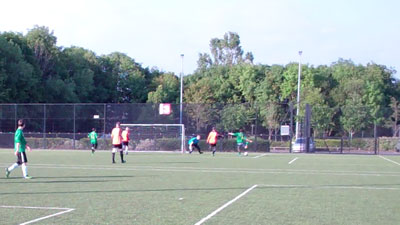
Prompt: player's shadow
<box><xmin>147</xmin><ymin>161</ymin><xmax>199</xmax><ymax>164</ymax></box>
<box><xmin>257</xmin><ymin>183</ymin><xmax>400</xmax><ymax>189</ymax></box>
<box><xmin>0</xmin><ymin>175</ymin><xmax>157</xmax><ymax>184</ymax></box>
<box><xmin>0</xmin><ymin>186</ymin><xmax>253</xmax><ymax>195</ymax></box>
<box><xmin>0</xmin><ymin>179</ymin><xmax>123</xmax><ymax>184</ymax></box>
<box><xmin>38</xmin><ymin>175</ymin><xmax>139</xmax><ymax>179</ymax></box>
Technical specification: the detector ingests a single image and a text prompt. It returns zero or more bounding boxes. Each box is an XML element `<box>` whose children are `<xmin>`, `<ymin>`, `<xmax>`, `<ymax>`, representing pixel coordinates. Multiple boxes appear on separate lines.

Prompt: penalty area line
<box><xmin>194</xmin><ymin>184</ymin><xmax>258</xmax><ymax>225</ymax></box>
<box><xmin>0</xmin><ymin>205</ymin><xmax>75</xmax><ymax>225</ymax></box>
<box><xmin>378</xmin><ymin>155</ymin><xmax>400</xmax><ymax>166</ymax></box>
<box><xmin>253</xmin><ymin>153</ymin><xmax>268</xmax><ymax>159</ymax></box>
<box><xmin>288</xmin><ymin>157</ymin><xmax>298</xmax><ymax>164</ymax></box>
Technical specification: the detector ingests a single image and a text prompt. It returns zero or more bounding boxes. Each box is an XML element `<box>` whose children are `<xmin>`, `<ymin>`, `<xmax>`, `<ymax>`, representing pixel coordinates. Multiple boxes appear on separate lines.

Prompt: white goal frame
<box><xmin>120</xmin><ymin>124</ymin><xmax>185</xmax><ymax>153</ymax></box>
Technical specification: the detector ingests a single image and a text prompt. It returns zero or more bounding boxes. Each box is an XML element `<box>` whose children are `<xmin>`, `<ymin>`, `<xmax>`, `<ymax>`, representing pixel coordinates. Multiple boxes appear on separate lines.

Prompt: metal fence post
<box><xmin>289</xmin><ymin>102</ymin><xmax>293</xmax><ymax>153</ymax></box>
<box><xmin>255</xmin><ymin>104</ymin><xmax>258</xmax><ymax>152</ymax></box>
<box><xmin>103</xmin><ymin>104</ymin><xmax>107</xmax><ymax>140</ymax></box>
<box><xmin>374</xmin><ymin>122</ymin><xmax>377</xmax><ymax>155</ymax></box>
<box><xmin>43</xmin><ymin>104</ymin><xmax>46</xmax><ymax>149</ymax></box>
<box><xmin>340</xmin><ymin>137</ymin><xmax>343</xmax><ymax>154</ymax></box>
<box><xmin>305</xmin><ymin>104</ymin><xmax>311</xmax><ymax>153</ymax></box>
<box><xmin>73</xmin><ymin>104</ymin><xmax>76</xmax><ymax>149</ymax></box>
<box><xmin>14</xmin><ymin>104</ymin><xmax>17</xmax><ymax>130</ymax></box>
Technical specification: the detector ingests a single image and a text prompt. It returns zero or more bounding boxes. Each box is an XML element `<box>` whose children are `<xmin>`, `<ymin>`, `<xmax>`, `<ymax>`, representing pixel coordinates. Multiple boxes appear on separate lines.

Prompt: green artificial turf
<box><xmin>1</xmin><ymin>150</ymin><xmax>400</xmax><ymax>225</ymax></box>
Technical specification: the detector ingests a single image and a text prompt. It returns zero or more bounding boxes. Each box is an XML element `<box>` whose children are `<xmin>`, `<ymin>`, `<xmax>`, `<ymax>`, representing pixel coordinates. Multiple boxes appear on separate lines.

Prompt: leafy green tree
<box><xmin>259</xmin><ymin>102</ymin><xmax>282</xmax><ymax>140</ymax></box>
<box><xmin>207</xmin><ymin>32</ymin><xmax>252</xmax><ymax>67</ymax></box>
<box><xmin>219</xmin><ymin>104</ymin><xmax>250</xmax><ymax>131</ymax></box>
<box><xmin>25</xmin><ymin>26</ymin><xmax>59</xmax><ymax>79</ymax></box>
<box><xmin>340</xmin><ymin>99</ymin><xmax>370</xmax><ymax>139</ymax></box>
<box><xmin>0</xmin><ymin>36</ymin><xmax>39</xmax><ymax>102</ymax></box>
<box><xmin>184</xmin><ymin>77</ymin><xmax>218</xmax><ymax>132</ymax></box>
<box><xmin>388</xmin><ymin>97</ymin><xmax>400</xmax><ymax>137</ymax></box>
<box><xmin>280</xmin><ymin>63</ymin><xmax>301</xmax><ymax>102</ymax></box>
<box><xmin>147</xmin><ymin>73</ymin><xmax>179</xmax><ymax>103</ymax></box>
<box><xmin>105</xmin><ymin>52</ymin><xmax>147</xmax><ymax>103</ymax></box>
<box><xmin>61</xmin><ymin>47</ymin><xmax>98</xmax><ymax>102</ymax></box>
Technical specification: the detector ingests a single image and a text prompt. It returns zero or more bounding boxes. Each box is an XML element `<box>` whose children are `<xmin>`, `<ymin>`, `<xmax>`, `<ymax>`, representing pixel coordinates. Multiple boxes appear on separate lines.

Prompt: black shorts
<box><xmin>16</xmin><ymin>152</ymin><xmax>28</xmax><ymax>165</ymax></box>
<box><xmin>92</xmin><ymin>143</ymin><xmax>98</xmax><ymax>149</ymax></box>
<box><xmin>209</xmin><ymin>144</ymin><xmax>217</xmax><ymax>147</ymax></box>
<box><xmin>122</xmin><ymin>141</ymin><xmax>129</xmax><ymax>147</ymax></box>
<box><xmin>113</xmin><ymin>144</ymin><xmax>123</xmax><ymax>149</ymax></box>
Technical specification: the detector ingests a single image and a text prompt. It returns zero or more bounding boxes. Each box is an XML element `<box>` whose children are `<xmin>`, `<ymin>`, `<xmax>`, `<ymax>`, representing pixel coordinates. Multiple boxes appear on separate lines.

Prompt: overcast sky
<box><xmin>1</xmin><ymin>0</ymin><xmax>399</xmax><ymax>77</ymax></box>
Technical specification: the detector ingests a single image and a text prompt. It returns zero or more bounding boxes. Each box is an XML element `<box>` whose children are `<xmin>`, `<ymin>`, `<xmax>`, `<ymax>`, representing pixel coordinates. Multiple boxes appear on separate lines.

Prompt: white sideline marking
<box><xmin>194</xmin><ymin>185</ymin><xmax>258</xmax><ymax>225</ymax></box>
<box><xmin>379</xmin><ymin>155</ymin><xmax>400</xmax><ymax>166</ymax></box>
<box><xmin>258</xmin><ymin>184</ymin><xmax>400</xmax><ymax>191</ymax></box>
<box><xmin>288</xmin><ymin>157</ymin><xmax>298</xmax><ymax>164</ymax></box>
<box><xmin>253</xmin><ymin>153</ymin><xmax>268</xmax><ymax>159</ymax></box>
<box><xmin>0</xmin><ymin>205</ymin><xmax>75</xmax><ymax>225</ymax></box>
<box><xmin>3</xmin><ymin>163</ymin><xmax>400</xmax><ymax>177</ymax></box>
<box><xmin>13</xmin><ymin>163</ymin><xmax>400</xmax><ymax>175</ymax></box>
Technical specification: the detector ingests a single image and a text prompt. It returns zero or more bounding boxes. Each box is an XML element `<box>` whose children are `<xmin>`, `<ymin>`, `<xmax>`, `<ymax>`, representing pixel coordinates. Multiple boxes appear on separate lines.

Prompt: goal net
<box><xmin>120</xmin><ymin>124</ymin><xmax>185</xmax><ymax>153</ymax></box>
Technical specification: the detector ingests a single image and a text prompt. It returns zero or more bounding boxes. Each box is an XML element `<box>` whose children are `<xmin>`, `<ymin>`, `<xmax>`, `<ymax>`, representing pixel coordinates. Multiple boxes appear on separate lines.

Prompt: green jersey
<box><xmin>88</xmin><ymin>131</ymin><xmax>98</xmax><ymax>144</ymax></box>
<box><xmin>232</xmin><ymin>132</ymin><xmax>245</xmax><ymax>144</ymax></box>
<box><xmin>14</xmin><ymin>128</ymin><xmax>26</xmax><ymax>152</ymax></box>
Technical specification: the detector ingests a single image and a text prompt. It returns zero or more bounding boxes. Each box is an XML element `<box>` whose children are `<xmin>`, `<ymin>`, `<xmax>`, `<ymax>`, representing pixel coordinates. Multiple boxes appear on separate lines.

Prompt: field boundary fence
<box><xmin>0</xmin><ymin>103</ymin><xmax>398</xmax><ymax>155</ymax></box>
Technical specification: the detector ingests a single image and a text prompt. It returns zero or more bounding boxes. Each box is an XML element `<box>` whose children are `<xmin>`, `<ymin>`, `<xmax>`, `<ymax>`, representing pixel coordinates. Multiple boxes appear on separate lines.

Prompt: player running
<box><xmin>188</xmin><ymin>135</ymin><xmax>203</xmax><ymax>154</ymax></box>
<box><xmin>111</xmin><ymin>122</ymin><xmax>125</xmax><ymax>163</ymax></box>
<box><xmin>229</xmin><ymin>129</ymin><xmax>252</xmax><ymax>155</ymax></box>
<box><xmin>122</xmin><ymin>127</ymin><xmax>130</xmax><ymax>155</ymax></box>
<box><xmin>88</xmin><ymin>128</ymin><xmax>98</xmax><ymax>154</ymax></box>
<box><xmin>207</xmin><ymin>127</ymin><xmax>220</xmax><ymax>156</ymax></box>
<box><xmin>5</xmin><ymin>119</ymin><xmax>32</xmax><ymax>179</ymax></box>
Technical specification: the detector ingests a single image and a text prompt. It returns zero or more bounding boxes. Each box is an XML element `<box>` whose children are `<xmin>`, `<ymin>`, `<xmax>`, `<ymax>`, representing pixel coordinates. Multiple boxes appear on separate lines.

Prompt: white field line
<box><xmin>258</xmin><ymin>184</ymin><xmax>400</xmax><ymax>191</ymax></box>
<box><xmin>0</xmin><ymin>205</ymin><xmax>75</xmax><ymax>225</ymax></box>
<box><xmin>194</xmin><ymin>185</ymin><xmax>258</xmax><ymax>225</ymax></box>
<box><xmin>2</xmin><ymin>163</ymin><xmax>400</xmax><ymax>177</ymax></box>
<box><xmin>288</xmin><ymin>157</ymin><xmax>298</xmax><ymax>164</ymax></box>
<box><xmin>253</xmin><ymin>153</ymin><xmax>268</xmax><ymax>159</ymax></box>
<box><xmin>7</xmin><ymin>162</ymin><xmax>400</xmax><ymax>175</ymax></box>
<box><xmin>379</xmin><ymin>155</ymin><xmax>400</xmax><ymax>166</ymax></box>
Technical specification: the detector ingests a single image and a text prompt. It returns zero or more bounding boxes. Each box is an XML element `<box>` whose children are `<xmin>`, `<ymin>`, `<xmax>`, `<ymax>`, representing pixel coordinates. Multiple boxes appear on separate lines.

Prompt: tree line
<box><xmin>1</xmin><ymin>27</ymin><xmax>400</xmax><ymax>137</ymax></box>
<box><xmin>0</xmin><ymin>26</ymin><xmax>178</xmax><ymax>104</ymax></box>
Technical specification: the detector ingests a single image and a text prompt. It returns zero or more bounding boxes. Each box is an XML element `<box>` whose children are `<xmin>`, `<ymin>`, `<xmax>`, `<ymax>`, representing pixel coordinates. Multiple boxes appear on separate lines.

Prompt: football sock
<box><xmin>120</xmin><ymin>151</ymin><xmax>124</xmax><ymax>162</ymax></box>
<box><xmin>8</xmin><ymin>163</ymin><xmax>18</xmax><ymax>172</ymax></box>
<box><xmin>22</xmin><ymin>164</ymin><xmax>28</xmax><ymax>177</ymax></box>
<box><xmin>112</xmin><ymin>153</ymin><xmax>116</xmax><ymax>163</ymax></box>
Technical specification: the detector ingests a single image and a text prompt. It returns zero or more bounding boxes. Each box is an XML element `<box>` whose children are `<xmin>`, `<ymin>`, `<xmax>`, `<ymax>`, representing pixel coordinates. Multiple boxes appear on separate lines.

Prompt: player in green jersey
<box><xmin>5</xmin><ymin>119</ymin><xmax>32</xmax><ymax>179</ymax></box>
<box><xmin>88</xmin><ymin>128</ymin><xmax>98</xmax><ymax>154</ymax></box>
<box><xmin>229</xmin><ymin>129</ymin><xmax>252</xmax><ymax>155</ymax></box>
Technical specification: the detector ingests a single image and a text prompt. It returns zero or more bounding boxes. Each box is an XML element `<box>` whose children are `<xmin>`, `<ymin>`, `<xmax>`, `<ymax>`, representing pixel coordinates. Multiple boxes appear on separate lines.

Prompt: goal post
<box><xmin>120</xmin><ymin>124</ymin><xmax>185</xmax><ymax>153</ymax></box>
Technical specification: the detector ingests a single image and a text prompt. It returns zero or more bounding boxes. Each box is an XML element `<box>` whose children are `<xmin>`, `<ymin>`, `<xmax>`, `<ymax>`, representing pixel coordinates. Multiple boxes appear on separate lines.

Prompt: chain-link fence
<box><xmin>0</xmin><ymin>103</ymin><xmax>398</xmax><ymax>154</ymax></box>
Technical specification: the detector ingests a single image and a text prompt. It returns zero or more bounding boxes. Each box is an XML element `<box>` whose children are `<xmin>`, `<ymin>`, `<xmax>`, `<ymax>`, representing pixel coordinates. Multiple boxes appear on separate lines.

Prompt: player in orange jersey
<box><xmin>122</xmin><ymin>127</ymin><xmax>130</xmax><ymax>155</ymax></box>
<box><xmin>111</xmin><ymin>122</ymin><xmax>125</xmax><ymax>163</ymax></box>
<box><xmin>207</xmin><ymin>127</ymin><xmax>220</xmax><ymax>156</ymax></box>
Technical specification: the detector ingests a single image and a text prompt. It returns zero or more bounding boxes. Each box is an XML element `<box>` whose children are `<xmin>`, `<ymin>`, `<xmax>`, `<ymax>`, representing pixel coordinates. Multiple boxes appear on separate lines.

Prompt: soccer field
<box><xmin>1</xmin><ymin>150</ymin><xmax>400</xmax><ymax>225</ymax></box>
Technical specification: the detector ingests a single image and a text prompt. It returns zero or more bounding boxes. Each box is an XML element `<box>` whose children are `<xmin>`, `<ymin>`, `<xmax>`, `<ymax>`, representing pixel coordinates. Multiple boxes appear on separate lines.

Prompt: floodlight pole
<box><xmin>180</xmin><ymin>54</ymin><xmax>184</xmax><ymax>125</ymax></box>
<box><xmin>295</xmin><ymin>51</ymin><xmax>302</xmax><ymax>139</ymax></box>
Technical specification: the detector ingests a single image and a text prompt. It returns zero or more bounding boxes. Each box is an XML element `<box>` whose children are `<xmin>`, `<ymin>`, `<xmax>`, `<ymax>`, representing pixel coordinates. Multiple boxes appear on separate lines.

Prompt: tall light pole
<box><xmin>295</xmin><ymin>51</ymin><xmax>302</xmax><ymax>139</ymax></box>
<box><xmin>180</xmin><ymin>54</ymin><xmax>184</xmax><ymax>125</ymax></box>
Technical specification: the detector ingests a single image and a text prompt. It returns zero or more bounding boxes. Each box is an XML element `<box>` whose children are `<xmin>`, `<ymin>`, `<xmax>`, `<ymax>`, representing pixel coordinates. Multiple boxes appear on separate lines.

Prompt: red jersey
<box><xmin>122</xmin><ymin>130</ymin><xmax>130</xmax><ymax>142</ymax></box>
<box><xmin>207</xmin><ymin>131</ymin><xmax>218</xmax><ymax>145</ymax></box>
